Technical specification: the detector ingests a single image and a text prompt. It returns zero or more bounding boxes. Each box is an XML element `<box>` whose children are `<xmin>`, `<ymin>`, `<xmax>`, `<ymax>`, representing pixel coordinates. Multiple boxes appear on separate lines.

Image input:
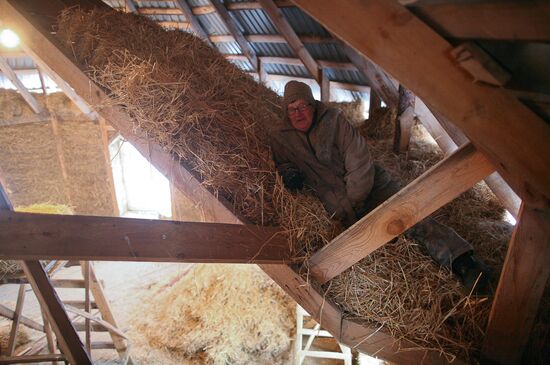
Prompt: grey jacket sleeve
<box><xmin>336</xmin><ymin>114</ymin><xmax>375</xmax><ymax>208</ymax></box>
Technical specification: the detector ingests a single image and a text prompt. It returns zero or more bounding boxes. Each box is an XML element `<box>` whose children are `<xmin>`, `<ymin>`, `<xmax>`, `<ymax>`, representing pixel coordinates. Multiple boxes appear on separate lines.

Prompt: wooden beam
<box><xmin>0</xmin><ymin>354</ymin><xmax>66</xmax><ymax>364</ymax></box>
<box><xmin>410</xmin><ymin>2</ymin><xmax>550</xmax><ymax>42</ymax></box>
<box><xmin>0</xmin><ymin>303</ymin><xmax>45</xmax><ymax>332</ymax></box>
<box><xmin>260</xmin><ymin>264</ymin><xmax>466</xmax><ymax>364</ymax></box>
<box><xmin>158</xmin><ymin>21</ymin><xmax>191</xmax><ymax>29</ymax></box>
<box><xmin>0</xmin><ymin>211</ymin><xmax>291</xmax><ymax>264</ymax></box>
<box><xmin>210</xmin><ymin>33</ymin><xmax>334</xmax><ymax>44</ymax></box>
<box><xmin>258</xmin><ymin>0</ymin><xmax>320</xmax><ymax>81</ymax></box>
<box><xmin>451</xmin><ymin>42</ymin><xmax>510</xmax><ymax>87</ymax></box>
<box><xmin>174</xmin><ymin>0</ymin><xmax>213</xmax><ymax>46</ymax></box>
<box><xmin>0</xmin><ymin>57</ymin><xmax>46</xmax><ymax>115</ymax></box>
<box><xmin>124</xmin><ymin>0</ymin><xmax>137</xmax><ymax>13</ymax></box>
<box><xmin>393</xmin><ymin>85</ymin><xmax>415</xmax><ymax>153</ymax></box>
<box><xmin>20</xmin><ymin>261</ymin><xmax>92</xmax><ymax>365</ymax></box>
<box><xmin>308</xmin><ymin>142</ymin><xmax>494</xmax><ymax>284</ymax></box>
<box><xmin>415</xmin><ymin>98</ymin><xmax>521</xmax><ymax>219</ymax></box>
<box><xmin>320</xmin><ymin>68</ymin><xmax>330</xmax><ymax>102</ymax></box>
<box><xmin>6</xmin><ymin>285</ymin><xmax>27</xmax><ymax>355</ymax></box>
<box><xmin>339</xmin><ymin>42</ymin><xmax>399</xmax><ymax>107</ymax></box>
<box><xmin>481</xmin><ymin>204</ymin><xmax>550</xmax><ymax>364</ymax></box>
<box><xmin>291</xmin><ymin>0</ymin><xmax>550</xmax><ymax>209</ymax></box>
<box><xmin>98</xmin><ymin>117</ymin><xmax>120</xmax><ymax>216</ymax></box>
<box><xmin>209</xmin><ymin>0</ymin><xmax>259</xmax><ymax>71</ymax></box>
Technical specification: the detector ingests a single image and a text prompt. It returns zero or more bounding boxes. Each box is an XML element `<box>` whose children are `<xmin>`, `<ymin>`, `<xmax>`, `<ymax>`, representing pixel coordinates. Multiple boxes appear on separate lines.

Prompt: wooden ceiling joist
<box><xmin>0</xmin><ymin>211</ymin><xmax>291</xmax><ymax>264</ymax></box>
<box><xmin>410</xmin><ymin>1</ymin><xmax>550</xmax><ymax>42</ymax></box>
<box><xmin>292</xmin><ymin>0</ymin><xmax>550</xmax><ymax>210</ymax></box>
<box><xmin>258</xmin><ymin>0</ymin><xmax>320</xmax><ymax>82</ymax></box>
<box><xmin>210</xmin><ymin>0</ymin><xmax>259</xmax><ymax>71</ymax></box>
<box><xmin>0</xmin><ymin>2</ymin><xmax>461</xmax><ymax>363</ymax></box>
<box><xmin>0</xmin><ymin>56</ymin><xmax>46</xmax><ymax>115</ymax></box>
<box><xmin>309</xmin><ymin>142</ymin><xmax>494</xmax><ymax>284</ymax></box>
<box><xmin>174</xmin><ymin>0</ymin><xmax>213</xmax><ymax>46</ymax></box>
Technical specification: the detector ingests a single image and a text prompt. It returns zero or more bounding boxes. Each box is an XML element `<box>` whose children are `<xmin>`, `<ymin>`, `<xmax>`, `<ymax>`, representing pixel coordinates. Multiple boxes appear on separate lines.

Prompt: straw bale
<box><xmin>131</xmin><ymin>264</ymin><xmax>294</xmax><ymax>365</ymax></box>
<box><xmin>0</xmin><ymin>322</ymin><xmax>30</xmax><ymax>353</ymax></box>
<box><xmin>54</xmin><ymin>9</ymin><xmax>522</xmax><ymax>361</ymax></box>
<box><xmin>326</xmin><ymin>100</ymin><xmax>365</xmax><ymax>127</ymax></box>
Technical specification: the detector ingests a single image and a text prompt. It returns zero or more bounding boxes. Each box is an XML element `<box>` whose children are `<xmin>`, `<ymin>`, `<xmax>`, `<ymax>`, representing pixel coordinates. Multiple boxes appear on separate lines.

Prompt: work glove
<box><xmin>281</xmin><ymin>168</ymin><xmax>304</xmax><ymax>191</ymax></box>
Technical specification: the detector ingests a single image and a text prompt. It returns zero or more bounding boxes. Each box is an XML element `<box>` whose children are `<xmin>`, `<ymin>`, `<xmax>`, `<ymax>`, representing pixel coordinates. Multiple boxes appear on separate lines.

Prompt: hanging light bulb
<box><xmin>0</xmin><ymin>29</ymin><xmax>20</xmax><ymax>48</ymax></box>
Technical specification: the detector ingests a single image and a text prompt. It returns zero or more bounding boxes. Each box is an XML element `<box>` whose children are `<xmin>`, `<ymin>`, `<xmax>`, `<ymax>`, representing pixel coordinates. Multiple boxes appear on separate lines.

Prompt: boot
<box><xmin>452</xmin><ymin>253</ymin><xmax>494</xmax><ymax>297</ymax></box>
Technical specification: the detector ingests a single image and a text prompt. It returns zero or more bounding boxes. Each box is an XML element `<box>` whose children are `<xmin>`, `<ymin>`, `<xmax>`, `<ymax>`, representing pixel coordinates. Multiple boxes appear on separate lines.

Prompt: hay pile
<box><xmin>55</xmin><ymin>9</ymin><xmax>513</xmax><ymax>362</ymax></box>
<box><xmin>131</xmin><ymin>264</ymin><xmax>294</xmax><ymax>364</ymax></box>
<box><xmin>57</xmin><ymin>9</ymin><xmax>334</xmax><ymax>257</ymax></box>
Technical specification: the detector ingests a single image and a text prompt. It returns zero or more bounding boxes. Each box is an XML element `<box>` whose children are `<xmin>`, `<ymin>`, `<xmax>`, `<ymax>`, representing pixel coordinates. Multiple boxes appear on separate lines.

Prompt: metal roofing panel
<box><xmin>4</xmin><ymin>57</ymin><xmax>36</xmax><ymax>70</ymax></box>
<box><xmin>250</xmin><ymin>42</ymin><xmax>294</xmax><ymax>57</ymax></box>
<box><xmin>102</xmin><ymin>0</ymin><xmax>124</xmax><ymax>8</ymax></box>
<box><xmin>325</xmin><ymin>68</ymin><xmax>367</xmax><ymax>85</ymax></box>
<box><xmin>214</xmin><ymin>41</ymin><xmax>242</xmax><ymax>55</ymax></box>
<box><xmin>264</xmin><ymin>64</ymin><xmax>309</xmax><ymax>78</ymax></box>
<box><xmin>229</xmin><ymin>59</ymin><xmax>254</xmax><ymax>72</ymax></box>
<box><xmin>146</xmin><ymin>14</ymin><xmax>186</xmax><ymax>22</ymax></box>
<box><xmin>135</xmin><ymin>1</ymin><xmax>176</xmax><ymax>8</ymax></box>
<box><xmin>230</xmin><ymin>9</ymin><xmax>277</xmax><ymax>35</ymax></box>
<box><xmin>188</xmin><ymin>0</ymin><xmax>211</xmax><ymax>7</ymax></box>
<box><xmin>197</xmin><ymin>13</ymin><xmax>229</xmax><ymax>35</ymax></box>
<box><xmin>281</xmin><ymin>7</ymin><xmax>329</xmax><ymax>37</ymax></box>
<box><xmin>304</xmin><ymin>43</ymin><xmax>348</xmax><ymax>62</ymax></box>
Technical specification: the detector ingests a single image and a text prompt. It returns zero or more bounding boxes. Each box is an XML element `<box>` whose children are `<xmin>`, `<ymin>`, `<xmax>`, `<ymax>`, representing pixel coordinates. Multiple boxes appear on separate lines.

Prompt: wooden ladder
<box><xmin>0</xmin><ymin>261</ymin><xmax>133</xmax><ymax>364</ymax></box>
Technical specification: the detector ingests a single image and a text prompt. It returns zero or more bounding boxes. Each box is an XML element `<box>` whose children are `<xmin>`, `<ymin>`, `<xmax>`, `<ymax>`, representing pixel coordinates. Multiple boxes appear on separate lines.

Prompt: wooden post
<box><xmin>320</xmin><ymin>69</ymin><xmax>330</xmax><ymax>102</ymax></box>
<box><xmin>369</xmin><ymin>90</ymin><xmax>381</xmax><ymax>116</ymax></box>
<box><xmin>6</xmin><ymin>284</ymin><xmax>27</xmax><ymax>355</ymax></box>
<box><xmin>392</xmin><ymin>85</ymin><xmax>415</xmax><ymax>153</ymax></box>
<box><xmin>482</xmin><ymin>204</ymin><xmax>550</xmax><ymax>364</ymax></box>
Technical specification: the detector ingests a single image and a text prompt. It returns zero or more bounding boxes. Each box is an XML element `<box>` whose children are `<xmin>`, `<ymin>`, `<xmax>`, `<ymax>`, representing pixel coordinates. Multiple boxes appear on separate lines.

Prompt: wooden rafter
<box><xmin>393</xmin><ymin>85</ymin><xmax>415</xmax><ymax>153</ymax></box>
<box><xmin>124</xmin><ymin>0</ymin><xmax>137</xmax><ymax>13</ymax></box>
<box><xmin>174</xmin><ymin>0</ymin><xmax>213</xmax><ymax>46</ymax></box>
<box><xmin>291</xmin><ymin>0</ymin><xmax>550</xmax><ymax>211</ymax></box>
<box><xmin>0</xmin><ymin>211</ymin><xmax>292</xmax><ymax>264</ymax></box>
<box><xmin>308</xmin><ymin>143</ymin><xmax>494</xmax><ymax>284</ymax></box>
<box><xmin>258</xmin><ymin>0</ymin><xmax>320</xmax><ymax>82</ymax></box>
<box><xmin>0</xmin><ymin>56</ymin><xmax>46</xmax><ymax>115</ymax></box>
<box><xmin>482</xmin><ymin>204</ymin><xmax>550</xmax><ymax>364</ymax></box>
<box><xmin>410</xmin><ymin>1</ymin><xmax>550</xmax><ymax>42</ymax></box>
<box><xmin>209</xmin><ymin>0</ymin><xmax>259</xmax><ymax>71</ymax></box>
<box><xmin>0</xmin><ymin>2</ymin><xmax>460</xmax><ymax>363</ymax></box>
<box><xmin>415</xmin><ymin>98</ymin><xmax>521</xmax><ymax>219</ymax></box>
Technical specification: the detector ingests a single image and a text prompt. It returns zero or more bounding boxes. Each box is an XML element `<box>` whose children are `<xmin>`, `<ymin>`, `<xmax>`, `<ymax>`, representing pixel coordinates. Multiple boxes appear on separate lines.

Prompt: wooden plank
<box><xmin>84</xmin><ymin>262</ymin><xmax>133</xmax><ymax>364</ymax></box>
<box><xmin>209</xmin><ymin>0</ymin><xmax>259</xmax><ymax>71</ymax></box>
<box><xmin>392</xmin><ymin>85</ymin><xmax>415</xmax><ymax>153</ymax></box>
<box><xmin>481</xmin><ymin>204</ymin><xmax>550</xmax><ymax>364</ymax></box>
<box><xmin>82</xmin><ymin>261</ymin><xmax>91</xmax><ymax>353</ymax></box>
<box><xmin>0</xmin><ymin>211</ymin><xmax>291</xmax><ymax>263</ymax></box>
<box><xmin>0</xmin><ymin>304</ymin><xmax>44</xmax><ymax>332</ymax></box>
<box><xmin>320</xmin><ymin>68</ymin><xmax>330</xmax><ymax>102</ymax></box>
<box><xmin>0</xmin><ymin>57</ymin><xmax>46</xmax><ymax>115</ymax></box>
<box><xmin>6</xmin><ymin>285</ymin><xmax>27</xmax><ymax>355</ymax></box>
<box><xmin>98</xmin><ymin>117</ymin><xmax>120</xmax><ymax>216</ymax></box>
<box><xmin>291</xmin><ymin>0</ymin><xmax>550</xmax><ymax>209</ymax></box>
<box><xmin>308</xmin><ymin>142</ymin><xmax>494</xmax><ymax>284</ymax></box>
<box><xmin>0</xmin><ymin>354</ymin><xmax>65</xmax><ymax>364</ymax></box>
<box><xmin>410</xmin><ymin>2</ymin><xmax>550</xmax><ymax>41</ymax></box>
<box><xmin>415</xmin><ymin>98</ymin><xmax>521</xmax><ymax>219</ymax></box>
<box><xmin>339</xmin><ymin>42</ymin><xmax>399</xmax><ymax>107</ymax></box>
<box><xmin>258</xmin><ymin>0</ymin><xmax>320</xmax><ymax>81</ymax></box>
<box><xmin>20</xmin><ymin>261</ymin><xmax>92</xmax><ymax>365</ymax></box>
<box><xmin>174</xmin><ymin>0</ymin><xmax>213</xmax><ymax>46</ymax></box>
<box><xmin>40</xmin><ymin>309</ymin><xmax>57</xmax><ymax>364</ymax></box>
<box><xmin>260</xmin><ymin>264</ymin><xmax>465</xmax><ymax>365</ymax></box>
<box><xmin>0</xmin><ymin>0</ymin><xmax>240</xmax><ymax>225</ymax></box>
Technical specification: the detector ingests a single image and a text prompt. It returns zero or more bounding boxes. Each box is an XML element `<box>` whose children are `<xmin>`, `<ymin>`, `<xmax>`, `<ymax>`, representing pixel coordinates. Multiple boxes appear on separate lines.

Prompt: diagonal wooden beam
<box><xmin>308</xmin><ymin>142</ymin><xmax>494</xmax><ymax>284</ymax></box>
<box><xmin>258</xmin><ymin>0</ymin><xmax>320</xmax><ymax>82</ymax></box>
<box><xmin>209</xmin><ymin>0</ymin><xmax>259</xmax><ymax>71</ymax></box>
<box><xmin>409</xmin><ymin>1</ymin><xmax>550</xmax><ymax>42</ymax></box>
<box><xmin>291</xmin><ymin>0</ymin><xmax>550</xmax><ymax>210</ymax></box>
<box><xmin>481</xmin><ymin>203</ymin><xmax>550</xmax><ymax>364</ymax></box>
<box><xmin>0</xmin><ymin>211</ymin><xmax>291</xmax><ymax>264</ymax></box>
<box><xmin>415</xmin><ymin>98</ymin><xmax>521</xmax><ymax>219</ymax></box>
<box><xmin>0</xmin><ymin>183</ymin><xmax>92</xmax><ymax>364</ymax></box>
<box><xmin>174</xmin><ymin>0</ymin><xmax>213</xmax><ymax>46</ymax></box>
<box><xmin>0</xmin><ymin>57</ymin><xmax>46</xmax><ymax>115</ymax></box>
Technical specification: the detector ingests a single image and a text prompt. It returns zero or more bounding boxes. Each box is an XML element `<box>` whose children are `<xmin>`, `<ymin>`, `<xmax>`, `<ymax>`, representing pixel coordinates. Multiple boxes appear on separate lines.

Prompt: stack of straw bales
<box><xmin>55</xmin><ymin>9</ymin><xmax>515</xmax><ymax>361</ymax></box>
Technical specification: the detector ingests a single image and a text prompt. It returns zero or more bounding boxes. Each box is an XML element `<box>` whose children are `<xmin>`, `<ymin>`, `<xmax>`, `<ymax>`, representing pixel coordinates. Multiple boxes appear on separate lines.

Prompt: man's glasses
<box><xmin>287</xmin><ymin>104</ymin><xmax>311</xmax><ymax>115</ymax></box>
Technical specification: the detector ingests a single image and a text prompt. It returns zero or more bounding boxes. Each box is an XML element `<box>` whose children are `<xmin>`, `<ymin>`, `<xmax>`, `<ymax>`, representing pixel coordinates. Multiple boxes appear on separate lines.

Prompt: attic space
<box><xmin>0</xmin><ymin>1</ymin><xmax>548</xmax><ymax>365</ymax></box>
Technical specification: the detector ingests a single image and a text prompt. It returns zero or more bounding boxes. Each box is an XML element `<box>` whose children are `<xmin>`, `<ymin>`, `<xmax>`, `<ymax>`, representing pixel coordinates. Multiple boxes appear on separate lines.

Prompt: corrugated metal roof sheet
<box><xmin>146</xmin><ymin>14</ymin><xmax>186</xmax><ymax>22</ymax></box>
<box><xmin>304</xmin><ymin>43</ymin><xmax>347</xmax><ymax>62</ymax></box>
<box><xmin>197</xmin><ymin>13</ymin><xmax>229</xmax><ymax>35</ymax></box>
<box><xmin>250</xmin><ymin>42</ymin><xmax>293</xmax><ymax>57</ymax></box>
<box><xmin>264</xmin><ymin>64</ymin><xmax>309</xmax><ymax>78</ymax></box>
<box><xmin>231</xmin><ymin>9</ymin><xmax>277</xmax><ymax>35</ymax></box>
<box><xmin>187</xmin><ymin>0</ymin><xmax>211</xmax><ymax>7</ymax></box>
<box><xmin>4</xmin><ymin>57</ymin><xmax>36</xmax><ymax>70</ymax></box>
<box><xmin>135</xmin><ymin>1</ymin><xmax>176</xmax><ymax>8</ymax></box>
<box><xmin>229</xmin><ymin>59</ymin><xmax>254</xmax><ymax>72</ymax></box>
<box><xmin>325</xmin><ymin>68</ymin><xmax>367</xmax><ymax>85</ymax></box>
<box><xmin>281</xmin><ymin>7</ymin><xmax>329</xmax><ymax>36</ymax></box>
<box><xmin>215</xmin><ymin>41</ymin><xmax>241</xmax><ymax>55</ymax></box>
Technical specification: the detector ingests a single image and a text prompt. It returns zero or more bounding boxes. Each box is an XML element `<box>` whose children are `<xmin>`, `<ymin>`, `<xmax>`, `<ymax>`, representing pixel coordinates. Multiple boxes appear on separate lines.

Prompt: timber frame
<box><xmin>0</xmin><ymin>1</ymin><xmax>549</xmax><ymax>364</ymax></box>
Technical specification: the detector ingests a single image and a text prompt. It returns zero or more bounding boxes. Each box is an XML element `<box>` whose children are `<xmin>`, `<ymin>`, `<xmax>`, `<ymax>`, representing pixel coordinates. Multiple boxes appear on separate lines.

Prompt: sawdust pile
<box><xmin>55</xmin><ymin>9</ymin><xmax>515</xmax><ymax>362</ymax></box>
<box><xmin>131</xmin><ymin>264</ymin><xmax>295</xmax><ymax>365</ymax></box>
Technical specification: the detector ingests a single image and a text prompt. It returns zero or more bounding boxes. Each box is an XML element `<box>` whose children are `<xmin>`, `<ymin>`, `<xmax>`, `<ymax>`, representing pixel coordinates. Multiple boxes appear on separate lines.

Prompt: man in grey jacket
<box><xmin>270</xmin><ymin>81</ymin><xmax>492</xmax><ymax>295</ymax></box>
